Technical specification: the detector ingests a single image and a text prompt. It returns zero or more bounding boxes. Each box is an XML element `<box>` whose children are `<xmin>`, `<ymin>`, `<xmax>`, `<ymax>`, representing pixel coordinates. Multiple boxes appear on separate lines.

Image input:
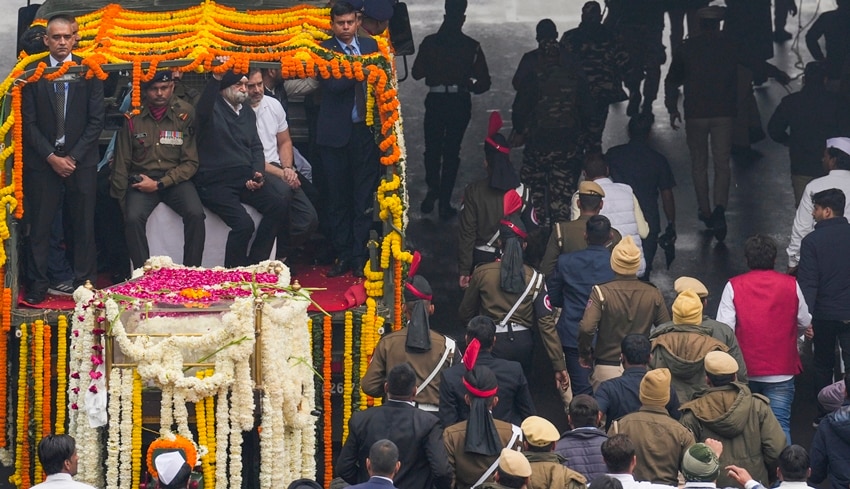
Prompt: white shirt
<box><xmin>786</xmin><ymin>169</ymin><xmax>850</xmax><ymax>267</ymax></box>
<box><xmin>744</xmin><ymin>480</ymin><xmax>817</xmax><ymax>489</ymax></box>
<box><xmin>716</xmin><ymin>278</ymin><xmax>812</xmax><ymax>382</ymax></box>
<box><xmin>251</xmin><ymin>95</ymin><xmax>289</xmax><ymax>165</ymax></box>
<box><xmin>603</xmin><ymin>473</ymin><xmax>676</xmax><ymax>489</ymax></box>
<box><xmin>32</xmin><ymin>473</ymin><xmax>96</xmax><ymax>489</ymax></box>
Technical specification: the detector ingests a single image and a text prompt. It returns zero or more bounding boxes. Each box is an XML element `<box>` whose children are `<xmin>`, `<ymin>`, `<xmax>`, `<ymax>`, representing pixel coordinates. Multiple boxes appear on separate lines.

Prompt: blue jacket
<box><xmin>811</xmin><ymin>402</ymin><xmax>850</xmax><ymax>489</ymax></box>
<box><xmin>547</xmin><ymin>245</ymin><xmax>615</xmax><ymax>348</ymax></box>
<box><xmin>798</xmin><ymin>217</ymin><xmax>850</xmax><ymax>320</ymax></box>
<box><xmin>554</xmin><ymin>427</ymin><xmax>608</xmax><ymax>482</ymax></box>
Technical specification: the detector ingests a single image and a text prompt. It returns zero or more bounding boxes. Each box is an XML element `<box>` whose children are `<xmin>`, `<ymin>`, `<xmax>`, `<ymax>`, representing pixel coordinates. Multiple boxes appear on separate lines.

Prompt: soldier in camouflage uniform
<box><xmin>512</xmin><ymin>34</ymin><xmax>595</xmax><ymax>224</ymax></box>
<box><xmin>560</xmin><ymin>2</ymin><xmax>631</xmax><ymax>146</ymax></box>
<box><xmin>603</xmin><ymin>0</ymin><xmax>668</xmax><ymax>118</ymax></box>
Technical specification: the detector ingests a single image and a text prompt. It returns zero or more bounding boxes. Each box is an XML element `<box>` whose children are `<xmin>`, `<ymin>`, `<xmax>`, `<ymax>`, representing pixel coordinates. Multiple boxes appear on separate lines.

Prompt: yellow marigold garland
<box><xmin>195</xmin><ymin>370</ymin><xmax>210</xmax><ymax>484</ymax></box>
<box><xmin>204</xmin><ymin>369</ymin><xmax>216</xmax><ymax>489</ymax></box>
<box><xmin>11</xmin><ymin>323</ymin><xmax>28</xmax><ymax>489</ymax></box>
<box><xmin>133</xmin><ymin>371</ymin><xmax>143</xmax><ymax>488</ymax></box>
<box><xmin>33</xmin><ymin>320</ymin><xmax>44</xmax><ymax>482</ymax></box>
<box><xmin>342</xmin><ymin>311</ymin><xmax>353</xmax><ymax>442</ymax></box>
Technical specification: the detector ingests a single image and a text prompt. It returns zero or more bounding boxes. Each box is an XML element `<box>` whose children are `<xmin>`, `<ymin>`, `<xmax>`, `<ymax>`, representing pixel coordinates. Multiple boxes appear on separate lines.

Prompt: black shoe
<box><xmin>698</xmin><ymin>211</ymin><xmax>714</xmax><ymax>230</ymax></box>
<box><xmin>439</xmin><ymin>205</ymin><xmax>458</xmax><ymax>219</ymax></box>
<box><xmin>712</xmin><ymin>205</ymin><xmax>727</xmax><ymax>242</ymax></box>
<box><xmin>24</xmin><ymin>289</ymin><xmax>46</xmax><ymax>305</ymax></box>
<box><xmin>774</xmin><ymin>29</ymin><xmax>792</xmax><ymax>42</ymax></box>
<box><xmin>420</xmin><ymin>192</ymin><xmax>438</xmax><ymax>214</ymax></box>
<box><xmin>326</xmin><ymin>259</ymin><xmax>352</xmax><ymax>278</ymax></box>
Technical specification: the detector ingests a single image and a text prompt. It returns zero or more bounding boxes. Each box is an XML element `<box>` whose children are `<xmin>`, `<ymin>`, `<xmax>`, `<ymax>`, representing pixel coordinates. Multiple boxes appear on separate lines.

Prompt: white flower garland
<box><xmin>69</xmin><ymin>259</ymin><xmax>316</xmax><ymax>489</ymax></box>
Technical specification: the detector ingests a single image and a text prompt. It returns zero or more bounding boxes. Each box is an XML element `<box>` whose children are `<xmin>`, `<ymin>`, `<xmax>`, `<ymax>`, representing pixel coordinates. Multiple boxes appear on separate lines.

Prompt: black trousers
<box><xmin>492</xmin><ymin>329</ymin><xmax>534</xmax><ymax>377</ymax></box>
<box><xmin>423</xmin><ymin>92</ymin><xmax>472</xmax><ymax>205</ymax></box>
<box><xmin>24</xmin><ymin>164</ymin><xmax>97</xmax><ymax>293</ymax></box>
<box><xmin>812</xmin><ymin>318</ymin><xmax>850</xmax><ymax>415</ymax></box>
<box><xmin>195</xmin><ymin>180</ymin><xmax>290</xmax><ymax>268</ymax></box>
<box><xmin>124</xmin><ymin>181</ymin><xmax>206</xmax><ymax>268</ymax></box>
<box><xmin>319</xmin><ymin>123</ymin><xmax>380</xmax><ymax>262</ymax></box>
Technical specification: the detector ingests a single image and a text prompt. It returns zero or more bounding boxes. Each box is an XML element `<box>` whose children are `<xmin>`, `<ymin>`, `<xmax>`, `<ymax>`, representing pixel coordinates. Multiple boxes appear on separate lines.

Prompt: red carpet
<box><xmin>18</xmin><ymin>265</ymin><xmax>366</xmax><ymax>313</ymax></box>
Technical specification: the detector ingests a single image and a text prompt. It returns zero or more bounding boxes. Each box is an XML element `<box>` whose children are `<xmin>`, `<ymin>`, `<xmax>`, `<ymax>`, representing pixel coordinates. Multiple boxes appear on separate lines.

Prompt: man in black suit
<box><xmin>438</xmin><ymin>316</ymin><xmax>536</xmax><ymax>427</ymax></box>
<box><xmin>22</xmin><ymin>14</ymin><xmax>104</xmax><ymax>304</ymax></box>
<box><xmin>317</xmin><ymin>1</ymin><xmax>381</xmax><ymax>278</ymax></box>
<box><xmin>350</xmin><ymin>440</ymin><xmax>401</xmax><ymax>489</ymax></box>
<box><xmin>337</xmin><ymin>363</ymin><xmax>453</xmax><ymax>489</ymax></box>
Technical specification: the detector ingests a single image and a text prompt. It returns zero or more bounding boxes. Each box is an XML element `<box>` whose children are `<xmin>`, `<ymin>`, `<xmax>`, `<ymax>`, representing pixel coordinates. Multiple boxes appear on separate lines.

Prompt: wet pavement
<box><xmin>399</xmin><ymin>0</ymin><xmax>830</xmax><ymax>449</ymax></box>
<box><xmin>0</xmin><ymin>0</ymin><xmax>835</xmax><ymax>457</ymax></box>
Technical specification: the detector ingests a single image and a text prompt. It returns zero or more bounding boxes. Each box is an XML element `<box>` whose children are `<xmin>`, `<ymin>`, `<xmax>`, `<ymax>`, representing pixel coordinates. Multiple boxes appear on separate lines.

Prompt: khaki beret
<box><xmin>521</xmin><ymin>416</ymin><xmax>560</xmax><ymax>446</ymax></box>
<box><xmin>578</xmin><ymin>180</ymin><xmax>605</xmax><ymax>197</ymax></box>
<box><xmin>499</xmin><ymin>448</ymin><xmax>532</xmax><ymax>478</ymax></box>
<box><xmin>674</xmin><ymin>276</ymin><xmax>709</xmax><ymax>298</ymax></box>
<box><xmin>704</xmin><ymin>351</ymin><xmax>738</xmax><ymax>375</ymax></box>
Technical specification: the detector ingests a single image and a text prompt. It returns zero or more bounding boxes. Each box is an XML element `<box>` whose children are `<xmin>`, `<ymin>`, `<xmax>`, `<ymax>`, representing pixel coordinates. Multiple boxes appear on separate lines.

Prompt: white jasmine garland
<box><xmin>106</xmin><ymin>368</ymin><xmax>122</xmax><ymax>489</ymax></box>
<box><xmin>120</xmin><ymin>369</ymin><xmax>134</xmax><ymax>489</ymax></box>
<box><xmin>215</xmin><ymin>384</ymin><xmax>229</xmax><ymax>489</ymax></box>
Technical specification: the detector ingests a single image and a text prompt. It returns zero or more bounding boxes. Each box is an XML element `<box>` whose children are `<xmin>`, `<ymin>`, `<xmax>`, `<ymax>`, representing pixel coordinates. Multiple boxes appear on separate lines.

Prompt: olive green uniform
<box><xmin>649</xmin><ymin>318</ymin><xmax>749</xmax><ymax>402</ymax></box>
<box><xmin>680</xmin><ymin>382</ymin><xmax>786</xmax><ymax>488</ymax></box>
<box><xmin>578</xmin><ymin>277</ymin><xmax>670</xmax><ymax>386</ymax></box>
<box><xmin>458</xmin><ymin>180</ymin><xmax>506</xmax><ymax>274</ymax></box>
<box><xmin>609</xmin><ymin>405</ymin><xmax>694</xmax><ymax>486</ymax></box>
<box><xmin>110</xmin><ymin>96</ymin><xmax>199</xmax><ymax>203</ymax></box>
<box><xmin>444</xmin><ymin>420</ymin><xmax>523</xmax><ymax>489</ymax></box>
<box><xmin>459</xmin><ymin>262</ymin><xmax>567</xmax><ymax>373</ymax></box>
<box><xmin>539</xmin><ymin>215</ymin><xmax>623</xmax><ymax>275</ymax></box>
<box><xmin>361</xmin><ymin>329</ymin><xmax>458</xmax><ymax>407</ymax></box>
<box><xmin>524</xmin><ymin>452</ymin><xmax>587</xmax><ymax>489</ymax></box>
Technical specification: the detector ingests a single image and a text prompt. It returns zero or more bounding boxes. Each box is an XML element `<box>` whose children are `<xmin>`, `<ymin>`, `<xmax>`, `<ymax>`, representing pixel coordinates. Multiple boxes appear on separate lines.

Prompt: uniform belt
<box><xmin>475</xmin><ymin>244</ymin><xmax>498</xmax><ymax>253</ymax></box>
<box><xmin>595</xmin><ymin>359</ymin><xmax>621</xmax><ymax>367</ymax></box>
<box><xmin>416</xmin><ymin>403</ymin><xmax>439</xmax><ymax>412</ymax></box>
<box><xmin>429</xmin><ymin>84</ymin><xmax>466</xmax><ymax>93</ymax></box>
<box><xmin>495</xmin><ymin>322</ymin><xmax>529</xmax><ymax>334</ymax></box>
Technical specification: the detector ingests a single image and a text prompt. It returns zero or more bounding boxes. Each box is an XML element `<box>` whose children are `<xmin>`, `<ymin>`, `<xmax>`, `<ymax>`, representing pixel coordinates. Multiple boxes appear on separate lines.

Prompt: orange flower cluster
<box><xmin>0</xmin><ymin>287</ymin><xmax>10</xmax><ymax>447</ymax></box>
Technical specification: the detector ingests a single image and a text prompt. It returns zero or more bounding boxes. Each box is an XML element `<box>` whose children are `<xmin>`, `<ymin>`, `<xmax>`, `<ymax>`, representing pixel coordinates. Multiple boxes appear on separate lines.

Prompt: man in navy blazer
<box><xmin>350</xmin><ymin>439</ymin><xmax>401</xmax><ymax>489</ymax></box>
<box><xmin>317</xmin><ymin>1</ymin><xmax>382</xmax><ymax>278</ymax></box>
<box><xmin>21</xmin><ymin>14</ymin><xmax>104</xmax><ymax>304</ymax></box>
<box><xmin>337</xmin><ymin>363</ymin><xmax>453</xmax><ymax>489</ymax></box>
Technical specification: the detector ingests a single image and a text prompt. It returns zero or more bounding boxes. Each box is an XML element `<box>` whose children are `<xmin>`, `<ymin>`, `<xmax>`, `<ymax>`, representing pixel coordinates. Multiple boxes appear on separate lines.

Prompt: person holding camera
<box><xmin>193</xmin><ymin>69</ymin><xmax>291</xmax><ymax>268</ymax></box>
<box><xmin>110</xmin><ymin>71</ymin><xmax>206</xmax><ymax>268</ymax></box>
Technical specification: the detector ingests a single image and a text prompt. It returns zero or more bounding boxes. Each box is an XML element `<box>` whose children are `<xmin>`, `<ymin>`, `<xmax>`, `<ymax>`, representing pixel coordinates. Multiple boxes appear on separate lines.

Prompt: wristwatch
<box><xmin>156</xmin><ymin>180</ymin><xmax>165</xmax><ymax>190</ymax></box>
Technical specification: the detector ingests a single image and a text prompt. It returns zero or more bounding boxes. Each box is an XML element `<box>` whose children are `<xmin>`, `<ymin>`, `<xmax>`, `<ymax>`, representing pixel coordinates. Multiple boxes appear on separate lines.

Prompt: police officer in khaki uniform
<box><xmin>444</xmin><ymin>365</ymin><xmax>523</xmax><ymax>489</ymax></box>
<box><xmin>521</xmin><ymin>416</ymin><xmax>587</xmax><ymax>489</ymax></box>
<box><xmin>110</xmin><ymin>71</ymin><xmax>205</xmax><ymax>267</ymax></box>
<box><xmin>459</xmin><ymin>215</ymin><xmax>568</xmax><ymax>388</ymax></box>
<box><xmin>362</xmin><ymin>260</ymin><xmax>458</xmax><ymax>412</ymax></box>
<box><xmin>578</xmin><ymin>235</ymin><xmax>670</xmax><ymax>389</ymax></box>
<box><xmin>480</xmin><ymin>448</ymin><xmax>533</xmax><ymax>489</ymax></box>
<box><xmin>539</xmin><ymin>180</ymin><xmax>622</xmax><ymax>275</ymax></box>
<box><xmin>608</xmin><ymin>368</ymin><xmax>694</xmax><ymax>486</ymax></box>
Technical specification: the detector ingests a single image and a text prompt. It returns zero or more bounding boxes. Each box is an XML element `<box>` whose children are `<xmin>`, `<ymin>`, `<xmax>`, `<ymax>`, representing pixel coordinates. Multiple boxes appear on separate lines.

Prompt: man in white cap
<box><xmin>578</xmin><ymin>235</ymin><xmax>670</xmax><ymax>389</ymax></box>
<box><xmin>520</xmin><ymin>416</ymin><xmax>586</xmax><ymax>489</ymax></box>
<box><xmin>787</xmin><ymin>137</ymin><xmax>850</xmax><ymax>273</ymax></box>
<box><xmin>679</xmin><ymin>352</ymin><xmax>786</xmax><ymax>488</ymax></box>
<box><xmin>153</xmin><ymin>451</ymin><xmax>192</xmax><ymax>489</ymax></box>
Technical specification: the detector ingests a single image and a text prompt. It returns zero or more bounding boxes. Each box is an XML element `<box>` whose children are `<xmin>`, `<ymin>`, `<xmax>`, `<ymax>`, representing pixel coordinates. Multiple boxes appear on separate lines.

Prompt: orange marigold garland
<box><xmin>33</xmin><ymin>320</ymin><xmax>43</xmax><ymax>483</ymax></box>
<box><xmin>11</xmin><ymin>85</ymin><xmax>24</xmax><ymax>219</ymax></box>
<box><xmin>0</xmin><ymin>288</ymin><xmax>10</xmax><ymax>447</ymax></box>
<box><xmin>42</xmin><ymin>321</ymin><xmax>52</xmax><ymax>441</ymax></box>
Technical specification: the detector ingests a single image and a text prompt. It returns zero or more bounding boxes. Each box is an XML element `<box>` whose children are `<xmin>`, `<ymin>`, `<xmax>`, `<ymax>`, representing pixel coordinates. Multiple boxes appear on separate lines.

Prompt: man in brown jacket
<box><xmin>521</xmin><ymin>416</ymin><xmax>587</xmax><ymax>489</ymax></box>
<box><xmin>679</xmin><ymin>351</ymin><xmax>786</xmax><ymax>487</ymax></box>
<box><xmin>578</xmin><ymin>235</ymin><xmax>670</xmax><ymax>389</ymax></box>
<box><xmin>609</xmin><ymin>368</ymin><xmax>694</xmax><ymax>486</ymax></box>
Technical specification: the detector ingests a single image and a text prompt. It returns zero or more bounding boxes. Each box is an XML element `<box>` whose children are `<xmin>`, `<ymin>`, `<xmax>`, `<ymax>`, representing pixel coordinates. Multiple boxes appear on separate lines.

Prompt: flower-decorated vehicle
<box><xmin>0</xmin><ymin>1</ymin><xmax>418</xmax><ymax>488</ymax></box>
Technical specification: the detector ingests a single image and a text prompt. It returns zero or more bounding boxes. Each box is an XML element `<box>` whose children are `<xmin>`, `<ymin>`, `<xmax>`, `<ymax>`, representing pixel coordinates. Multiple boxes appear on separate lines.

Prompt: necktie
<box><xmin>54</xmin><ymin>83</ymin><xmax>66</xmax><ymax>142</ymax></box>
<box><xmin>346</xmin><ymin>44</ymin><xmax>366</xmax><ymax>122</ymax></box>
